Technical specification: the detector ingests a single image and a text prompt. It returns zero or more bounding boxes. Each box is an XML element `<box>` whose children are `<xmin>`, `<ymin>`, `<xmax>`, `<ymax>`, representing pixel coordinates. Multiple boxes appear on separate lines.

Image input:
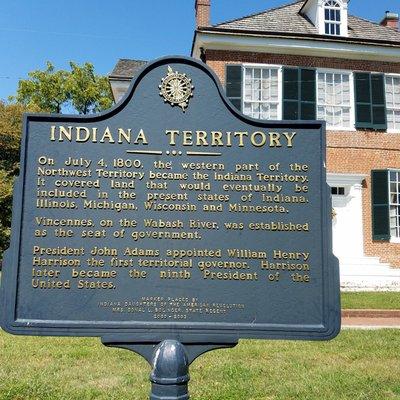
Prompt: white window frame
<box><xmin>385</xmin><ymin>73</ymin><xmax>400</xmax><ymax>134</ymax></box>
<box><xmin>241</xmin><ymin>63</ymin><xmax>283</xmax><ymax>121</ymax></box>
<box><xmin>316</xmin><ymin>68</ymin><xmax>355</xmax><ymax>131</ymax></box>
<box><xmin>324</xmin><ymin>0</ymin><xmax>342</xmax><ymax>36</ymax></box>
<box><xmin>389</xmin><ymin>170</ymin><xmax>400</xmax><ymax>243</ymax></box>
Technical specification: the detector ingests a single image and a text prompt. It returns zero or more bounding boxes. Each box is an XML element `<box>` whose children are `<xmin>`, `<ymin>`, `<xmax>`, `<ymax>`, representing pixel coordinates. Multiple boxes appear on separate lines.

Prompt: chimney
<box><xmin>380</xmin><ymin>11</ymin><xmax>399</xmax><ymax>30</ymax></box>
<box><xmin>195</xmin><ymin>0</ymin><xmax>210</xmax><ymax>28</ymax></box>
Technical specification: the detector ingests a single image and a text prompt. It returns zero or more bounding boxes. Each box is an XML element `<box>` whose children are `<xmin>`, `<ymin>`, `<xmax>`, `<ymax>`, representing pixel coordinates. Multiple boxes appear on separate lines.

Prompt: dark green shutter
<box><xmin>355</xmin><ymin>73</ymin><xmax>387</xmax><ymax>130</ymax></box>
<box><xmin>355</xmin><ymin>73</ymin><xmax>371</xmax><ymax>128</ymax></box>
<box><xmin>283</xmin><ymin>68</ymin><xmax>299</xmax><ymax>120</ymax></box>
<box><xmin>226</xmin><ymin>65</ymin><xmax>242</xmax><ymax>111</ymax></box>
<box><xmin>371</xmin><ymin>74</ymin><xmax>387</xmax><ymax>129</ymax></box>
<box><xmin>371</xmin><ymin>170</ymin><xmax>390</xmax><ymax>241</ymax></box>
<box><xmin>283</xmin><ymin>68</ymin><xmax>316</xmax><ymax>120</ymax></box>
<box><xmin>300</xmin><ymin>69</ymin><xmax>316</xmax><ymax>120</ymax></box>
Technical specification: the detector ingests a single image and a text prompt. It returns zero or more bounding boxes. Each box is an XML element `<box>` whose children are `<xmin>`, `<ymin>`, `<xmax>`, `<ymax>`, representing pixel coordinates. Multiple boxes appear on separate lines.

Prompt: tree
<box><xmin>11</xmin><ymin>61</ymin><xmax>113</xmax><ymax>114</ymax></box>
<box><xmin>67</xmin><ymin>62</ymin><xmax>113</xmax><ymax>114</ymax></box>
<box><xmin>0</xmin><ymin>102</ymin><xmax>38</xmax><ymax>256</ymax></box>
<box><xmin>11</xmin><ymin>62</ymin><xmax>69</xmax><ymax>113</ymax></box>
<box><xmin>1</xmin><ymin>62</ymin><xmax>113</xmax><ymax>259</ymax></box>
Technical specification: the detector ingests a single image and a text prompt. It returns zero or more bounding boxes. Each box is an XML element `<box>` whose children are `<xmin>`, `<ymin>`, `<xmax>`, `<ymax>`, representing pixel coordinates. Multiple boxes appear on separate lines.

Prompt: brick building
<box><xmin>109</xmin><ymin>0</ymin><xmax>400</xmax><ymax>290</ymax></box>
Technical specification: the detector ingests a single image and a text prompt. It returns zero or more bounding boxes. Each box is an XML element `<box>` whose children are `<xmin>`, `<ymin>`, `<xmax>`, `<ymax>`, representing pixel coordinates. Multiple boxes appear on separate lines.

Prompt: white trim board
<box><xmin>327</xmin><ymin>173</ymin><xmax>367</xmax><ymax>186</ymax></box>
<box><xmin>193</xmin><ymin>32</ymin><xmax>400</xmax><ymax>63</ymax></box>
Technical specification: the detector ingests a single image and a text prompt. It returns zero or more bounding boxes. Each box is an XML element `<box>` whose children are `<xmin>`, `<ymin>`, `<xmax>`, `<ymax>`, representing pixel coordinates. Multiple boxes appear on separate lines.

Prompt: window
<box><xmin>385</xmin><ymin>75</ymin><xmax>400</xmax><ymax>132</ymax></box>
<box><xmin>324</xmin><ymin>0</ymin><xmax>341</xmax><ymax>36</ymax></box>
<box><xmin>242</xmin><ymin>66</ymin><xmax>280</xmax><ymax>120</ymax></box>
<box><xmin>389</xmin><ymin>171</ymin><xmax>400</xmax><ymax>238</ymax></box>
<box><xmin>227</xmin><ymin>65</ymin><xmax>394</xmax><ymax>133</ymax></box>
<box><xmin>317</xmin><ymin>71</ymin><xmax>352</xmax><ymax>129</ymax></box>
<box><xmin>331</xmin><ymin>186</ymin><xmax>345</xmax><ymax>196</ymax></box>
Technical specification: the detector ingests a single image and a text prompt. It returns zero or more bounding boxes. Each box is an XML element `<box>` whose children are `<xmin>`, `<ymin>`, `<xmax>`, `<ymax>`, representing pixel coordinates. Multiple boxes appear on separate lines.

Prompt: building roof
<box><xmin>109</xmin><ymin>59</ymin><xmax>147</xmax><ymax>80</ymax></box>
<box><xmin>210</xmin><ymin>0</ymin><xmax>400</xmax><ymax>44</ymax></box>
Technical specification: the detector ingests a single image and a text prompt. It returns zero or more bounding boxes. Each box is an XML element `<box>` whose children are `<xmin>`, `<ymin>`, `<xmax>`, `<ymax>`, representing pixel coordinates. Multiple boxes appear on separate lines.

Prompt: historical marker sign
<box><xmin>1</xmin><ymin>56</ymin><xmax>340</xmax><ymax>341</ymax></box>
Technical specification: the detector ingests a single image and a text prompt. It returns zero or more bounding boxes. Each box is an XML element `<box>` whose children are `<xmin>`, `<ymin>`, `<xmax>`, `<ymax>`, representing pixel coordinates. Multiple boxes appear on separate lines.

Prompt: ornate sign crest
<box><xmin>159</xmin><ymin>66</ymin><xmax>194</xmax><ymax>112</ymax></box>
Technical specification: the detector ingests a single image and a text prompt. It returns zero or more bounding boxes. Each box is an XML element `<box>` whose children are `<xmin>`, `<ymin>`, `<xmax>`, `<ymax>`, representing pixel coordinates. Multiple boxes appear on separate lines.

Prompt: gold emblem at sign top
<box><xmin>159</xmin><ymin>66</ymin><xmax>194</xmax><ymax>112</ymax></box>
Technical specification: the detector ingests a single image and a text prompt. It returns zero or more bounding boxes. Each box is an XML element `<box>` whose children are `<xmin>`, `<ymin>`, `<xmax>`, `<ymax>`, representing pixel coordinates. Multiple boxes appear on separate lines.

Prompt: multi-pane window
<box><xmin>389</xmin><ymin>171</ymin><xmax>400</xmax><ymax>238</ymax></box>
<box><xmin>317</xmin><ymin>71</ymin><xmax>351</xmax><ymax>129</ymax></box>
<box><xmin>227</xmin><ymin>65</ymin><xmax>398</xmax><ymax>132</ymax></box>
<box><xmin>331</xmin><ymin>186</ymin><xmax>345</xmax><ymax>196</ymax></box>
<box><xmin>324</xmin><ymin>0</ymin><xmax>341</xmax><ymax>36</ymax></box>
<box><xmin>385</xmin><ymin>75</ymin><xmax>400</xmax><ymax>132</ymax></box>
<box><xmin>243</xmin><ymin>67</ymin><xmax>280</xmax><ymax>120</ymax></box>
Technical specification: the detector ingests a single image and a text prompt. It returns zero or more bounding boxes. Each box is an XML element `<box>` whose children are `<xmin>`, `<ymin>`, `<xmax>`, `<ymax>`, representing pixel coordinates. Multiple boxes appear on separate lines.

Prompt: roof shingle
<box><xmin>213</xmin><ymin>0</ymin><xmax>400</xmax><ymax>44</ymax></box>
<box><xmin>109</xmin><ymin>59</ymin><xmax>147</xmax><ymax>79</ymax></box>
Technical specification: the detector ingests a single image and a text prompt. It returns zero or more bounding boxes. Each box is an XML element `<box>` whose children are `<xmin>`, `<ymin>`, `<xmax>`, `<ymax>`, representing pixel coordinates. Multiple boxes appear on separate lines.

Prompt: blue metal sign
<box><xmin>1</xmin><ymin>56</ymin><xmax>340</xmax><ymax>341</ymax></box>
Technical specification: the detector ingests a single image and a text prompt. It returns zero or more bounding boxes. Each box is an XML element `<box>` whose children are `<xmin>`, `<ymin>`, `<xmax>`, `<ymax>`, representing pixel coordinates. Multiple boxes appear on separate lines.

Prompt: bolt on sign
<box><xmin>1</xmin><ymin>56</ymin><xmax>340</xmax><ymax>398</ymax></box>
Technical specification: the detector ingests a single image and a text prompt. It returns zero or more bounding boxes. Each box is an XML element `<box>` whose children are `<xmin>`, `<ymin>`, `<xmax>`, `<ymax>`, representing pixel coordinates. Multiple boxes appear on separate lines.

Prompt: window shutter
<box><xmin>355</xmin><ymin>73</ymin><xmax>371</xmax><ymax>128</ymax></box>
<box><xmin>371</xmin><ymin>74</ymin><xmax>387</xmax><ymax>129</ymax></box>
<box><xmin>300</xmin><ymin>69</ymin><xmax>316</xmax><ymax>120</ymax></box>
<box><xmin>226</xmin><ymin>65</ymin><xmax>242</xmax><ymax>111</ymax></box>
<box><xmin>283</xmin><ymin>68</ymin><xmax>316</xmax><ymax>120</ymax></box>
<box><xmin>355</xmin><ymin>73</ymin><xmax>387</xmax><ymax>130</ymax></box>
<box><xmin>283</xmin><ymin>68</ymin><xmax>299</xmax><ymax>120</ymax></box>
<box><xmin>371</xmin><ymin>170</ymin><xmax>390</xmax><ymax>241</ymax></box>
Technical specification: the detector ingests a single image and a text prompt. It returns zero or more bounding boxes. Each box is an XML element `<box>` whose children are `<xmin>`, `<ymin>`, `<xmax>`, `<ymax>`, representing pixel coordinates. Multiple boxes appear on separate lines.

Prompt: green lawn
<box><xmin>341</xmin><ymin>292</ymin><xmax>400</xmax><ymax>310</ymax></box>
<box><xmin>0</xmin><ymin>330</ymin><xmax>399</xmax><ymax>400</ymax></box>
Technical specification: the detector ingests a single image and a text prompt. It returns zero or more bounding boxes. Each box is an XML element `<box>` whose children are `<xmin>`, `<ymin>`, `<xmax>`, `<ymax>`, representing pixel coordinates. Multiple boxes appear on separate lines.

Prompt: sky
<box><xmin>0</xmin><ymin>0</ymin><xmax>397</xmax><ymax>101</ymax></box>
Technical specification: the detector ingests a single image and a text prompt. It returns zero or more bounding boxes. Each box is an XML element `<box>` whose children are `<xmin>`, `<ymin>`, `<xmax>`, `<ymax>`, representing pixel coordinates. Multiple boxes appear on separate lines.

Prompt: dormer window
<box><xmin>324</xmin><ymin>0</ymin><xmax>341</xmax><ymax>35</ymax></box>
<box><xmin>301</xmin><ymin>0</ymin><xmax>348</xmax><ymax>37</ymax></box>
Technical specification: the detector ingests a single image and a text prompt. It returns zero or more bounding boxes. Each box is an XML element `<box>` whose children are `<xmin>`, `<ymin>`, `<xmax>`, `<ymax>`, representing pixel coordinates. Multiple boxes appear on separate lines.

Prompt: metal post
<box><xmin>150</xmin><ymin>340</ymin><xmax>190</xmax><ymax>400</ymax></box>
<box><xmin>102</xmin><ymin>336</ymin><xmax>237</xmax><ymax>399</ymax></box>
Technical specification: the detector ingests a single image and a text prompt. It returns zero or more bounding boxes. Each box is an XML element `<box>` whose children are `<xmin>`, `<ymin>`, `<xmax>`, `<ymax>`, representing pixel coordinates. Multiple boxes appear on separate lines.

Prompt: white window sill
<box><xmin>390</xmin><ymin>237</ymin><xmax>400</xmax><ymax>243</ymax></box>
<box><xmin>326</xmin><ymin>127</ymin><xmax>356</xmax><ymax>132</ymax></box>
<box><xmin>386</xmin><ymin>130</ymin><xmax>400</xmax><ymax>134</ymax></box>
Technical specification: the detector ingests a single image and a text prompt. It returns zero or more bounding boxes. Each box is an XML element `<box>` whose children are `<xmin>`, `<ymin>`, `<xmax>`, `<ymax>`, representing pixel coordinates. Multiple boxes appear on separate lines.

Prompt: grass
<box><xmin>0</xmin><ymin>330</ymin><xmax>399</xmax><ymax>399</ymax></box>
<box><xmin>341</xmin><ymin>292</ymin><xmax>400</xmax><ymax>310</ymax></box>
<box><xmin>0</xmin><ymin>265</ymin><xmax>398</xmax><ymax>399</ymax></box>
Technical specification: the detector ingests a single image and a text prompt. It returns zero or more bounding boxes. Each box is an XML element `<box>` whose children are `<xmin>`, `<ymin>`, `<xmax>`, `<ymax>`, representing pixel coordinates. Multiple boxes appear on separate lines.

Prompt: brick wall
<box><xmin>327</xmin><ymin>134</ymin><xmax>400</xmax><ymax>267</ymax></box>
<box><xmin>205</xmin><ymin>49</ymin><xmax>400</xmax><ymax>85</ymax></box>
<box><xmin>205</xmin><ymin>49</ymin><xmax>400</xmax><ymax>267</ymax></box>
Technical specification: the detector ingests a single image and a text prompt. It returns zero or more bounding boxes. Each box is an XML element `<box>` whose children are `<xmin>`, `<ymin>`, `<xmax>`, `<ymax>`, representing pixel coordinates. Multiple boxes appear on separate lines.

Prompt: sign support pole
<box><xmin>102</xmin><ymin>337</ymin><xmax>238</xmax><ymax>399</ymax></box>
<box><xmin>149</xmin><ymin>340</ymin><xmax>190</xmax><ymax>400</ymax></box>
